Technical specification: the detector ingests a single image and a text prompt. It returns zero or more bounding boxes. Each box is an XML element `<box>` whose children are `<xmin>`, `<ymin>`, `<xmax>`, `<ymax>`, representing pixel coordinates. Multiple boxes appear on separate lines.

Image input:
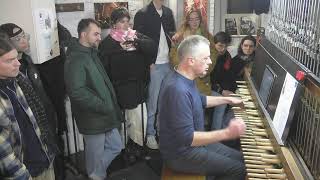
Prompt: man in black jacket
<box><xmin>134</xmin><ymin>0</ymin><xmax>176</xmax><ymax>149</ymax></box>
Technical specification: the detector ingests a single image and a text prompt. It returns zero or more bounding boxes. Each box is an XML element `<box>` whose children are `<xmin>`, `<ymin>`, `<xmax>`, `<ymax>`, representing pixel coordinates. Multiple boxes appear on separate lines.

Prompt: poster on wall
<box><xmin>94</xmin><ymin>2</ymin><xmax>128</xmax><ymax>29</ymax></box>
<box><xmin>224</xmin><ymin>14</ymin><xmax>258</xmax><ymax>36</ymax></box>
<box><xmin>33</xmin><ymin>8</ymin><xmax>60</xmax><ymax>63</ymax></box>
<box><xmin>184</xmin><ymin>0</ymin><xmax>208</xmax><ymax>27</ymax></box>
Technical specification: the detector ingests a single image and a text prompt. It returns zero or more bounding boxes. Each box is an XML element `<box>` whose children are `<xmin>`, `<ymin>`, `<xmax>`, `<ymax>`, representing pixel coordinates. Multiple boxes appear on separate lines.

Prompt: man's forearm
<box><xmin>206</xmin><ymin>96</ymin><xmax>232</xmax><ymax>108</ymax></box>
<box><xmin>191</xmin><ymin>130</ymin><xmax>229</xmax><ymax>146</ymax></box>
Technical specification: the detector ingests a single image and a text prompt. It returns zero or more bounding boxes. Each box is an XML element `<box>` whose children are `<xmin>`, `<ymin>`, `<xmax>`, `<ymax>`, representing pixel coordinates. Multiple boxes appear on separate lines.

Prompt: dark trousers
<box><xmin>165</xmin><ymin>143</ymin><xmax>246</xmax><ymax>180</ymax></box>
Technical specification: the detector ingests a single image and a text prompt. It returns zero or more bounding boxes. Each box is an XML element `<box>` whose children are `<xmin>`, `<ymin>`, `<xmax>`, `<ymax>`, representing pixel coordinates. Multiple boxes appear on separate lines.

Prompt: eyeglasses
<box><xmin>194</xmin><ymin>56</ymin><xmax>211</xmax><ymax>64</ymax></box>
<box><xmin>10</xmin><ymin>32</ymin><xmax>29</xmax><ymax>42</ymax></box>
<box><xmin>188</xmin><ymin>18</ymin><xmax>200</xmax><ymax>22</ymax></box>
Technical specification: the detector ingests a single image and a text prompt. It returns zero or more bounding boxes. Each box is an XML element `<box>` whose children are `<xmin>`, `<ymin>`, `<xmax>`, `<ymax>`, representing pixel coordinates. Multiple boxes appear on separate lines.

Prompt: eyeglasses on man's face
<box><xmin>194</xmin><ymin>56</ymin><xmax>211</xmax><ymax>64</ymax></box>
<box><xmin>10</xmin><ymin>32</ymin><xmax>29</xmax><ymax>42</ymax></box>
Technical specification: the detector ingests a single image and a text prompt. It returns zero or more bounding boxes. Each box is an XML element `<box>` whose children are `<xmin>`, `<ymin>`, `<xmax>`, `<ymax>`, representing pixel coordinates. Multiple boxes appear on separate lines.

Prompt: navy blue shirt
<box><xmin>159</xmin><ymin>72</ymin><xmax>207</xmax><ymax>160</ymax></box>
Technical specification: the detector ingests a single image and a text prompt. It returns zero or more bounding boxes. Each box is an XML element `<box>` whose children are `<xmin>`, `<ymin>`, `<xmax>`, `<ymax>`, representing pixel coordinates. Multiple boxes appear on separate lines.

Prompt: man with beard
<box><xmin>64</xmin><ymin>18</ymin><xmax>123</xmax><ymax>180</ymax></box>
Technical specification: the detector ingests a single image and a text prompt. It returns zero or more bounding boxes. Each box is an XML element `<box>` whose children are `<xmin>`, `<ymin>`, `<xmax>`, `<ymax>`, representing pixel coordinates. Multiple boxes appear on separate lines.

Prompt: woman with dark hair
<box><xmin>99</xmin><ymin>7</ymin><xmax>157</xmax><ymax>146</ymax></box>
<box><xmin>211</xmin><ymin>35</ymin><xmax>256</xmax><ymax>96</ymax></box>
<box><xmin>232</xmin><ymin>35</ymin><xmax>256</xmax><ymax>79</ymax></box>
<box><xmin>210</xmin><ymin>35</ymin><xmax>256</xmax><ymax>133</ymax></box>
<box><xmin>170</xmin><ymin>7</ymin><xmax>218</xmax><ymax>96</ymax></box>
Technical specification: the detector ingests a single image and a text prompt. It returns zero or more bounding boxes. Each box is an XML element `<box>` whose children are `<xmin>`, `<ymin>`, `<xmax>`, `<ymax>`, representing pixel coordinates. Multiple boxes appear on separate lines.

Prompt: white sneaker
<box><xmin>146</xmin><ymin>135</ymin><xmax>159</xmax><ymax>149</ymax></box>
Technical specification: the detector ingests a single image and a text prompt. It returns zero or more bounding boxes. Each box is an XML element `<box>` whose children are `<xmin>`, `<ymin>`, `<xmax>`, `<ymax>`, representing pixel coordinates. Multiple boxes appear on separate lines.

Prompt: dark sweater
<box><xmin>231</xmin><ymin>54</ymin><xmax>253</xmax><ymax>79</ymax></box>
<box><xmin>211</xmin><ymin>52</ymin><xmax>254</xmax><ymax>93</ymax></box>
<box><xmin>99</xmin><ymin>33</ymin><xmax>157</xmax><ymax>109</ymax></box>
<box><xmin>159</xmin><ymin>72</ymin><xmax>206</xmax><ymax>160</ymax></box>
<box><xmin>211</xmin><ymin>51</ymin><xmax>237</xmax><ymax>92</ymax></box>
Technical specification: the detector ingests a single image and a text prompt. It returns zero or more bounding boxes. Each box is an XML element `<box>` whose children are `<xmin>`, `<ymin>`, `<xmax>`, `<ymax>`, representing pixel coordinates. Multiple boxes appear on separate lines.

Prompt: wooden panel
<box><xmin>55</xmin><ymin>3</ymin><xmax>84</xmax><ymax>12</ymax></box>
<box><xmin>161</xmin><ymin>166</ymin><xmax>205</xmax><ymax>180</ymax></box>
<box><xmin>280</xmin><ymin>147</ymin><xmax>305</xmax><ymax>180</ymax></box>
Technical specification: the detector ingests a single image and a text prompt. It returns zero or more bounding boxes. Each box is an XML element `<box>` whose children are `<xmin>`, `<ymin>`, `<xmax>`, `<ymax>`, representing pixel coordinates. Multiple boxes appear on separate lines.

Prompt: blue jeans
<box><xmin>211</xmin><ymin>91</ymin><xmax>227</xmax><ymax>130</ymax></box>
<box><xmin>146</xmin><ymin>63</ymin><xmax>172</xmax><ymax>136</ymax></box>
<box><xmin>165</xmin><ymin>143</ymin><xmax>246</xmax><ymax>180</ymax></box>
<box><xmin>83</xmin><ymin>129</ymin><xmax>123</xmax><ymax>179</ymax></box>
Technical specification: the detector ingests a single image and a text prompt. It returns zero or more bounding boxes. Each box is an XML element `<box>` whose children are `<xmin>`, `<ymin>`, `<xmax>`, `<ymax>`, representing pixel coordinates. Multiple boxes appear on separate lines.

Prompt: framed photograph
<box><xmin>225</xmin><ymin>17</ymin><xmax>237</xmax><ymax>35</ymax></box>
<box><xmin>94</xmin><ymin>2</ymin><xmax>128</xmax><ymax>29</ymax></box>
<box><xmin>239</xmin><ymin>15</ymin><xmax>256</xmax><ymax>35</ymax></box>
<box><xmin>224</xmin><ymin>14</ymin><xmax>259</xmax><ymax>36</ymax></box>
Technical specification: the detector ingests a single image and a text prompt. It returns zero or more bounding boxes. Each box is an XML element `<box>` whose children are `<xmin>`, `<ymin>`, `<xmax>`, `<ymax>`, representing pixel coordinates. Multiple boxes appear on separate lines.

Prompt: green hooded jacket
<box><xmin>64</xmin><ymin>38</ymin><xmax>122</xmax><ymax>134</ymax></box>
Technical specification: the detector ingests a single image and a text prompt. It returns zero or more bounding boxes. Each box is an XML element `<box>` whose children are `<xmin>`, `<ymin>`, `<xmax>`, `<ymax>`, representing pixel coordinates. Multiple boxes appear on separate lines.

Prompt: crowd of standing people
<box><xmin>0</xmin><ymin>0</ymin><xmax>257</xmax><ymax>179</ymax></box>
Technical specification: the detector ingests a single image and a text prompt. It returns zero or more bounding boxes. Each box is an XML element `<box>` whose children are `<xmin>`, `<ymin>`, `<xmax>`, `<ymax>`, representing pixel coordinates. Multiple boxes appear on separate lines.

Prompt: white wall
<box><xmin>55</xmin><ymin>0</ymin><xmax>144</xmax><ymax>37</ymax></box>
<box><xmin>0</xmin><ymin>0</ymin><xmax>34</xmax><ymax>54</ymax></box>
<box><xmin>56</xmin><ymin>0</ymin><xmax>244</xmax><ymax>39</ymax></box>
<box><xmin>167</xmin><ymin>1</ymin><xmax>178</xmax><ymax>27</ymax></box>
<box><xmin>213</xmin><ymin>0</ymin><xmax>227</xmax><ymax>34</ymax></box>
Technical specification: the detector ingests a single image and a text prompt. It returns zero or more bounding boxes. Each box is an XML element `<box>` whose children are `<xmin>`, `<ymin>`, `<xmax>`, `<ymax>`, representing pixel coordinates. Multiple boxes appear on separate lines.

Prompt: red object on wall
<box><xmin>295</xmin><ymin>70</ymin><xmax>305</xmax><ymax>81</ymax></box>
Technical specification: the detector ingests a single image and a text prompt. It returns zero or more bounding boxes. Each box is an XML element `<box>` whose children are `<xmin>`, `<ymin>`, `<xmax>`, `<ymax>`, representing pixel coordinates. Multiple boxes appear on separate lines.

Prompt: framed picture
<box><xmin>224</xmin><ymin>14</ymin><xmax>259</xmax><ymax>36</ymax></box>
<box><xmin>225</xmin><ymin>17</ymin><xmax>237</xmax><ymax>35</ymax></box>
<box><xmin>239</xmin><ymin>15</ymin><xmax>256</xmax><ymax>35</ymax></box>
<box><xmin>94</xmin><ymin>2</ymin><xmax>128</xmax><ymax>29</ymax></box>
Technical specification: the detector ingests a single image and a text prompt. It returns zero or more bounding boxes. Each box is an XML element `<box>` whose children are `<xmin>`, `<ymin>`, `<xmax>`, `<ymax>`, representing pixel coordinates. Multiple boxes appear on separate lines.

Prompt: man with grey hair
<box><xmin>159</xmin><ymin>35</ymin><xmax>246</xmax><ymax>179</ymax></box>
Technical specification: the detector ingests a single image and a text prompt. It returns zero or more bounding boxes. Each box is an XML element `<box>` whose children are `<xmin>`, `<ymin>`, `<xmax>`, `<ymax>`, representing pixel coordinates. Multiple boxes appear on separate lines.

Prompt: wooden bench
<box><xmin>161</xmin><ymin>166</ymin><xmax>206</xmax><ymax>180</ymax></box>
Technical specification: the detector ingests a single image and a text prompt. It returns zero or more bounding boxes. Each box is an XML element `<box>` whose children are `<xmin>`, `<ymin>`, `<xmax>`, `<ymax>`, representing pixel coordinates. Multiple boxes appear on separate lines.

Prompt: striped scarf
<box><xmin>16</xmin><ymin>74</ymin><xmax>58</xmax><ymax>153</ymax></box>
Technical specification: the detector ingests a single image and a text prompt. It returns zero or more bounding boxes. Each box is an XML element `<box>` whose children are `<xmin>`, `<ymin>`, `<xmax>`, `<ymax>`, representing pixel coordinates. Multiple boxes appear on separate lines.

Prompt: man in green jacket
<box><xmin>64</xmin><ymin>18</ymin><xmax>123</xmax><ymax>180</ymax></box>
